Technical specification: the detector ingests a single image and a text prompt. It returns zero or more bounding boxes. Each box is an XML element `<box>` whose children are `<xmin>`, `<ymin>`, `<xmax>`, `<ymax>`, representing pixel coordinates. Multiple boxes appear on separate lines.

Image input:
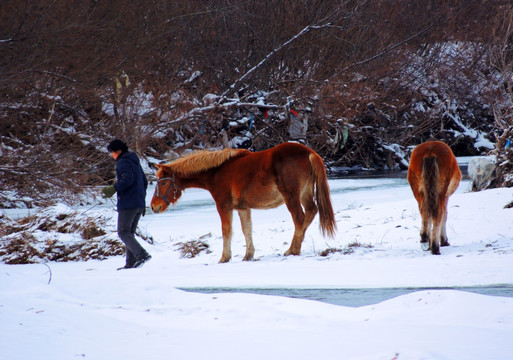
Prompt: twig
<box><xmin>79</xmin><ymin>203</ymin><xmax>99</xmax><ymax>216</ymax></box>
<box><xmin>42</xmin><ymin>262</ymin><xmax>52</xmax><ymax>285</ymax></box>
<box><xmin>136</xmin><ymin>226</ymin><xmax>154</xmax><ymax>245</ymax></box>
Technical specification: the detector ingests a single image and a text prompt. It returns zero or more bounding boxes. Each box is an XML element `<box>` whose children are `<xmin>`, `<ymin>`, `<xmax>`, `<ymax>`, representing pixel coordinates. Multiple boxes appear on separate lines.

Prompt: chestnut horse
<box><xmin>151</xmin><ymin>142</ymin><xmax>336</xmax><ymax>263</ymax></box>
<box><xmin>407</xmin><ymin>141</ymin><xmax>461</xmax><ymax>255</ymax></box>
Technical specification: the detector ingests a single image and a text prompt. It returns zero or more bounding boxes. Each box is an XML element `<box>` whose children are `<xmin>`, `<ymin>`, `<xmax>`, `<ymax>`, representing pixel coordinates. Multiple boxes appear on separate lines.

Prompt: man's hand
<box><xmin>101</xmin><ymin>185</ymin><xmax>116</xmax><ymax>199</ymax></box>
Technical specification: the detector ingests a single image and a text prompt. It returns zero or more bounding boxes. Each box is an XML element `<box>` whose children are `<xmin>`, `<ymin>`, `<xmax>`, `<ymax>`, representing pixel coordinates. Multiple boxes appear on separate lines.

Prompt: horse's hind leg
<box><xmin>420</xmin><ymin>215</ymin><xmax>430</xmax><ymax>247</ymax></box>
<box><xmin>237</xmin><ymin>209</ymin><xmax>255</xmax><ymax>261</ymax></box>
<box><xmin>283</xmin><ymin>195</ymin><xmax>307</xmax><ymax>256</ymax></box>
<box><xmin>430</xmin><ymin>204</ymin><xmax>444</xmax><ymax>255</ymax></box>
<box><xmin>419</xmin><ymin>203</ymin><xmax>430</xmax><ymax>251</ymax></box>
<box><xmin>430</xmin><ymin>220</ymin><xmax>442</xmax><ymax>255</ymax></box>
<box><xmin>300</xmin><ymin>186</ymin><xmax>318</xmax><ymax>235</ymax></box>
<box><xmin>441</xmin><ymin>164</ymin><xmax>460</xmax><ymax>247</ymax></box>
<box><xmin>283</xmin><ymin>189</ymin><xmax>318</xmax><ymax>256</ymax></box>
<box><xmin>440</xmin><ymin>202</ymin><xmax>450</xmax><ymax>247</ymax></box>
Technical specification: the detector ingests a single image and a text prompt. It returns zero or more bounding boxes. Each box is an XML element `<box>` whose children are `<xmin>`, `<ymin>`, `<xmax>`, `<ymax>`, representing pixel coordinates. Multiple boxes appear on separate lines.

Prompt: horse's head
<box><xmin>150</xmin><ymin>164</ymin><xmax>183</xmax><ymax>213</ymax></box>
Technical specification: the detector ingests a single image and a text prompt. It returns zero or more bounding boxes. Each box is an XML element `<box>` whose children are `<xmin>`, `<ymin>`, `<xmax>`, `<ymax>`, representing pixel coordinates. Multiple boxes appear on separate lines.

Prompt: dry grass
<box><xmin>0</xmin><ymin>208</ymin><xmax>123</xmax><ymax>264</ymax></box>
<box><xmin>0</xmin><ymin>232</ymin><xmax>42</xmax><ymax>264</ymax></box>
<box><xmin>174</xmin><ymin>240</ymin><xmax>211</xmax><ymax>259</ymax></box>
<box><xmin>319</xmin><ymin>241</ymin><xmax>373</xmax><ymax>257</ymax></box>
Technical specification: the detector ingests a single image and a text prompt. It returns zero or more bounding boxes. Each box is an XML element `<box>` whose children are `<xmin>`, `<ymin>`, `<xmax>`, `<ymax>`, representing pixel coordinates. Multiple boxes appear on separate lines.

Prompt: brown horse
<box><xmin>150</xmin><ymin>142</ymin><xmax>337</xmax><ymax>263</ymax></box>
<box><xmin>407</xmin><ymin>141</ymin><xmax>461</xmax><ymax>255</ymax></box>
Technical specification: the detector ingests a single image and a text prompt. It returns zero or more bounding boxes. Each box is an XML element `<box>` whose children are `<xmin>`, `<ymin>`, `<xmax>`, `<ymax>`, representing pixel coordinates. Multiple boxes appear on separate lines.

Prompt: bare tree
<box><xmin>0</xmin><ymin>0</ymin><xmax>509</xmax><ymax>205</ymax></box>
<box><xmin>489</xmin><ymin>4</ymin><xmax>513</xmax><ymax>187</ymax></box>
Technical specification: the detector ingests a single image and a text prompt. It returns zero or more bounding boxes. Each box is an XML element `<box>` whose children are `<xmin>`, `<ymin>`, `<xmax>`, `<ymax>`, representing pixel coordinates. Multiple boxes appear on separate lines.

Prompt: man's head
<box><xmin>107</xmin><ymin>139</ymin><xmax>128</xmax><ymax>160</ymax></box>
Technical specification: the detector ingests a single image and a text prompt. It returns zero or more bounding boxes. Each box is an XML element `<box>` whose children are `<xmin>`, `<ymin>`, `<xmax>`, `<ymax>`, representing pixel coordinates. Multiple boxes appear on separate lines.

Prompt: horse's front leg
<box><xmin>218</xmin><ymin>208</ymin><xmax>233</xmax><ymax>263</ymax></box>
<box><xmin>237</xmin><ymin>209</ymin><xmax>255</xmax><ymax>261</ymax></box>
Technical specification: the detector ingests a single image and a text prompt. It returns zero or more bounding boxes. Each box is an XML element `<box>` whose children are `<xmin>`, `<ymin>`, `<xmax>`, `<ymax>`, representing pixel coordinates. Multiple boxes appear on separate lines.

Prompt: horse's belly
<box><xmin>236</xmin><ymin>185</ymin><xmax>284</xmax><ymax>209</ymax></box>
<box><xmin>252</xmin><ymin>196</ymin><xmax>285</xmax><ymax>209</ymax></box>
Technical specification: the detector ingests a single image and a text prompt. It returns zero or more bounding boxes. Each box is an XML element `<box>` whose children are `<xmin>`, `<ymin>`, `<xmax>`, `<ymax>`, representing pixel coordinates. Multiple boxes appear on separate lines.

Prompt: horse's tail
<box><xmin>309</xmin><ymin>152</ymin><xmax>337</xmax><ymax>238</ymax></box>
<box><xmin>422</xmin><ymin>155</ymin><xmax>439</xmax><ymax>219</ymax></box>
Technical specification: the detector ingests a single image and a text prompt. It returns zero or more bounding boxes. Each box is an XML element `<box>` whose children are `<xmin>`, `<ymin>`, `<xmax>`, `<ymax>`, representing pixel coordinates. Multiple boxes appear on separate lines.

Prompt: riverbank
<box><xmin>1</xmin><ymin>176</ymin><xmax>512</xmax><ymax>360</ymax></box>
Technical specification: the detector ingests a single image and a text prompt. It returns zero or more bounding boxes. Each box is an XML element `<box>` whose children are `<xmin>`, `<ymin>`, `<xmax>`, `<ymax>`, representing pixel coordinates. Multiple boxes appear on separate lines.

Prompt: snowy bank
<box><xmin>1</xmin><ymin>177</ymin><xmax>513</xmax><ymax>360</ymax></box>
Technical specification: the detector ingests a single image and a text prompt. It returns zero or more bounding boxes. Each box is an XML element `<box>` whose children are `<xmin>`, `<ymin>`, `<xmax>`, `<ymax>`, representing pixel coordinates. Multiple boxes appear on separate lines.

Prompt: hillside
<box><xmin>1</xmin><ymin>1</ymin><xmax>513</xmax><ymax>207</ymax></box>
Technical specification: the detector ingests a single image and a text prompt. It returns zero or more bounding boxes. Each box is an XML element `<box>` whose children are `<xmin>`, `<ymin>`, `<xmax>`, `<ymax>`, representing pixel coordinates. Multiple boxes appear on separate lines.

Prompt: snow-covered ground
<box><xmin>1</xmin><ymin>174</ymin><xmax>513</xmax><ymax>360</ymax></box>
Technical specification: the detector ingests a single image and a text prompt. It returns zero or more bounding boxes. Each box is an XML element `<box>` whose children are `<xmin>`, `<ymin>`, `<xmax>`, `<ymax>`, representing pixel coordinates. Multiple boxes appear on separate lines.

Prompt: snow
<box><xmin>1</xmin><ymin>176</ymin><xmax>513</xmax><ymax>360</ymax></box>
<box><xmin>445</xmin><ymin>110</ymin><xmax>494</xmax><ymax>150</ymax></box>
<box><xmin>382</xmin><ymin>143</ymin><xmax>409</xmax><ymax>169</ymax></box>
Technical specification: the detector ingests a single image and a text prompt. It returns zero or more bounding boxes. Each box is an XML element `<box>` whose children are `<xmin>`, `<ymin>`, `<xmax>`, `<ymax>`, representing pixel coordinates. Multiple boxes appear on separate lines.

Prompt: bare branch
<box><xmin>344</xmin><ymin>22</ymin><xmax>437</xmax><ymax>71</ymax></box>
<box><xmin>168</xmin><ymin>100</ymin><xmax>286</xmax><ymax>125</ymax></box>
<box><xmin>220</xmin><ymin>22</ymin><xmax>337</xmax><ymax>99</ymax></box>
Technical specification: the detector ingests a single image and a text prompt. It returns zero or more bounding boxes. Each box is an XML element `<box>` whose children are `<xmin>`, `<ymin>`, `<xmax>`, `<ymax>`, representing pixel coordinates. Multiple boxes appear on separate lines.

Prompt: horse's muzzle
<box><xmin>151</xmin><ymin>204</ymin><xmax>162</xmax><ymax>213</ymax></box>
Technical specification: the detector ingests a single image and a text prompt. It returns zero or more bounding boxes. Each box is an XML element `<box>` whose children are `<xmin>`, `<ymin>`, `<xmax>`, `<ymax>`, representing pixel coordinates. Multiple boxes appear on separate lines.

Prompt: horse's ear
<box><xmin>152</xmin><ymin>163</ymin><xmax>162</xmax><ymax>170</ymax></box>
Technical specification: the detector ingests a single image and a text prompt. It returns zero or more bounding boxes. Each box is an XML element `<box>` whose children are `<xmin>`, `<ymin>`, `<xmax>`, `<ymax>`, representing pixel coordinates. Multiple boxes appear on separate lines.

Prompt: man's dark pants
<box><xmin>117</xmin><ymin>208</ymin><xmax>147</xmax><ymax>266</ymax></box>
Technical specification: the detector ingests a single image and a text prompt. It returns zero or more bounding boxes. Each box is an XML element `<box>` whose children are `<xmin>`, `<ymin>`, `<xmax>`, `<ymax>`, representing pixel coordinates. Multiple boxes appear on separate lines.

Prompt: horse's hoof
<box><xmin>242</xmin><ymin>250</ymin><xmax>255</xmax><ymax>261</ymax></box>
<box><xmin>421</xmin><ymin>242</ymin><xmax>430</xmax><ymax>251</ymax></box>
<box><xmin>218</xmin><ymin>257</ymin><xmax>231</xmax><ymax>263</ymax></box>
<box><xmin>284</xmin><ymin>249</ymin><xmax>299</xmax><ymax>256</ymax></box>
<box><xmin>431</xmin><ymin>247</ymin><xmax>441</xmax><ymax>255</ymax></box>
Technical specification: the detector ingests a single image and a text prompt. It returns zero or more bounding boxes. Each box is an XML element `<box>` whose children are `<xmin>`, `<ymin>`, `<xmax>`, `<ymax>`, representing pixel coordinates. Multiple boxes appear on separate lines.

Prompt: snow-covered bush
<box><xmin>0</xmin><ymin>204</ymin><xmax>123</xmax><ymax>264</ymax></box>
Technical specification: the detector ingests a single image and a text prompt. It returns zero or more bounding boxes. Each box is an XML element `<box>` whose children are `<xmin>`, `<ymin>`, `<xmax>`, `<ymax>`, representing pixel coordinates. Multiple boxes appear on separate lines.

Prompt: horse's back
<box><xmin>215</xmin><ymin>142</ymin><xmax>320</xmax><ymax>209</ymax></box>
<box><xmin>212</xmin><ymin>144</ymin><xmax>285</xmax><ymax>209</ymax></box>
<box><xmin>219</xmin><ymin>142</ymin><xmax>320</xmax><ymax>185</ymax></box>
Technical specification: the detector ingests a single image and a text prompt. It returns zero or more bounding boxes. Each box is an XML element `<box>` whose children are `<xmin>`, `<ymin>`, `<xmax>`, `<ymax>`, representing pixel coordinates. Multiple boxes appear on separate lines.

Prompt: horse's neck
<box><xmin>179</xmin><ymin>172</ymin><xmax>212</xmax><ymax>192</ymax></box>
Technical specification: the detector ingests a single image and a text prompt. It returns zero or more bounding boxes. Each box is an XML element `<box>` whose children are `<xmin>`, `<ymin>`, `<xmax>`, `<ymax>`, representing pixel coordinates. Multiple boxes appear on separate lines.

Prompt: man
<box><xmin>102</xmin><ymin>139</ymin><xmax>151</xmax><ymax>269</ymax></box>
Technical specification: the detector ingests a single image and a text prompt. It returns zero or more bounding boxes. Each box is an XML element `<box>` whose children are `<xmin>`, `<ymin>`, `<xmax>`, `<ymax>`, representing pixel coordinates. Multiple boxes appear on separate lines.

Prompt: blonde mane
<box><xmin>164</xmin><ymin>148</ymin><xmax>250</xmax><ymax>176</ymax></box>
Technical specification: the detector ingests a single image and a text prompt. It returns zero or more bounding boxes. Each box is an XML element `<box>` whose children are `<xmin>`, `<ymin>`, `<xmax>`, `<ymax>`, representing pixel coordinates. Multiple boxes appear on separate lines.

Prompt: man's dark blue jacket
<box><xmin>114</xmin><ymin>151</ymin><xmax>148</xmax><ymax>210</ymax></box>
